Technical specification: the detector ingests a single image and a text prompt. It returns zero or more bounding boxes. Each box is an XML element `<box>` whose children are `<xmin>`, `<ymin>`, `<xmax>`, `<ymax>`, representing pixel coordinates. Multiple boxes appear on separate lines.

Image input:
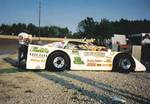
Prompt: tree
<box><xmin>78</xmin><ymin>17</ymin><xmax>98</xmax><ymax>38</ymax></box>
<box><xmin>0</xmin><ymin>23</ymin><xmax>72</xmax><ymax>37</ymax></box>
<box><xmin>99</xmin><ymin>18</ymin><xmax>114</xmax><ymax>39</ymax></box>
<box><xmin>78</xmin><ymin>17</ymin><xmax>114</xmax><ymax>40</ymax></box>
<box><xmin>27</xmin><ymin>23</ymin><xmax>38</xmax><ymax>36</ymax></box>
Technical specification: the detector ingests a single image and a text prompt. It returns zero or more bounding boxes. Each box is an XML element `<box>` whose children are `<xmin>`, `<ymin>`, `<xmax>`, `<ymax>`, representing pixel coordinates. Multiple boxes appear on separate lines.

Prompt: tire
<box><xmin>113</xmin><ymin>53</ymin><xmax>135</xmax><ymax>73</ymax></box>
<box><xmin>46</xmin><ymin>52</ymin><xmax>70</xmax><ymax>71</ymax></box>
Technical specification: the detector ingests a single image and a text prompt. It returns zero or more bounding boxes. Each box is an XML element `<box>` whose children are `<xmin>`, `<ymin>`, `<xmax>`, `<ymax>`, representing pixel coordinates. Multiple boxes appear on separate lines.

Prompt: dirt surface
<box><xmin>0</xmin><ymin>54</ymin><xmax>150</xmax><ymax>104</ymax></box>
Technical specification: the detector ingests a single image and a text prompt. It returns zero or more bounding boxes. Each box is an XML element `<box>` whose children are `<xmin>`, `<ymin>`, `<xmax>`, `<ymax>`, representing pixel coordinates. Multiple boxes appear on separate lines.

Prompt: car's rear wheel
<box><xmin>113</xmin><ymin>53</ymin><xmax>135</xmax><ymax>73</ymax></box>
<box><xmin>46</xmin><ymin>52</ymin><xmax>70</xmax><ymax>71</ymax></box>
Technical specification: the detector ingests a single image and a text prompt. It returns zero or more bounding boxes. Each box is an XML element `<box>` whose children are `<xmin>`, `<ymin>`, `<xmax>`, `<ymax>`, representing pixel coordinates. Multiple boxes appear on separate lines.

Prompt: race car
<box><xmin>26</xmin><ymin>40</ymin><xmax>146</xmax><ymax>73</ymax></box>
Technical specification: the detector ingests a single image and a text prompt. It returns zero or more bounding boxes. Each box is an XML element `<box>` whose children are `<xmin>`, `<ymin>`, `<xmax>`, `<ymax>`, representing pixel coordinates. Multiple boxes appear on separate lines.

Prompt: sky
<box><xmin>0</xmin><ymin>0</ymin><xmax>150</xmax><ymax>33</ymax></box>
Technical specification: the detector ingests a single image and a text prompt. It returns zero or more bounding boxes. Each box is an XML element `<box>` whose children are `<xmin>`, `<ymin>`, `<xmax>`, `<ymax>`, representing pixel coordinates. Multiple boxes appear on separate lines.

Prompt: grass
<box><xmin>0</xmin><ymin>35</ymin><xmax>94</xmax><ymax>42</ymax></box>
<box><xmin>0</xmin><ymin>68</ymin><xmax>19</xmax><ymax>73</ymax></box>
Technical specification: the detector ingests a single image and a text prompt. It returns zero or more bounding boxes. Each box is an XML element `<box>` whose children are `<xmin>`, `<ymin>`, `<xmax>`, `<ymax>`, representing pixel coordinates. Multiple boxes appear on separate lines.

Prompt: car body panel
<box><xmin>26</xmin><ymin>41</ymin><xmax>146</xmax><ymax>71</ymax></box>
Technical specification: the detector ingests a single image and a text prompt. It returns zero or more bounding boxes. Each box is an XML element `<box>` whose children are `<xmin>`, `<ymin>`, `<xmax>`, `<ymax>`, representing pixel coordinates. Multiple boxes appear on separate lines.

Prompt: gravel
<box><xmin>0</xmin><ymin>55</ymin><xmax>150</xmax><ymax>104</ymax></box>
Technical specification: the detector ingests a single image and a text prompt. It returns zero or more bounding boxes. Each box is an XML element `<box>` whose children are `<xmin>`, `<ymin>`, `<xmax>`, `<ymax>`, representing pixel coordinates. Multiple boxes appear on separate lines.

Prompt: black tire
<box><xmin>46</xmin><ymin>52</ymin><xmax>70</xmax><ymax>71</ymax></box>
<box><xmin>113</xmin><ymin>53</ymin><xmax>135</xmax><ymax>73</ymax></box>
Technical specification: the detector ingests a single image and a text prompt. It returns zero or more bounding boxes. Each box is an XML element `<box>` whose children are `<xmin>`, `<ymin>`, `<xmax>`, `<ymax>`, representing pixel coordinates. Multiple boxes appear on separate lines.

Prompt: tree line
<box><xmin>0</xmin><ymin>23</ymin><xmax>72</xmax><ymax>38</ymax></box>
<box><xmin>0</xmin><ymin>17</ymin><xmax>150</xmax><ymax>40</ymax></box>
<box><xmin>77</xmin><ymin>17</ymin><xmax>150</xmax><ymax>39</ymax></box>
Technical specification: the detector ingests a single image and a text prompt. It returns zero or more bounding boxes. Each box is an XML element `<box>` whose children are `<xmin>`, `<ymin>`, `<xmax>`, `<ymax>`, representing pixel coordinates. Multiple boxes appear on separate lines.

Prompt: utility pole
<box><xmin>38</xmin><ymin>0</ymin><xmax>41</xmax><ymax>41</ymax></box>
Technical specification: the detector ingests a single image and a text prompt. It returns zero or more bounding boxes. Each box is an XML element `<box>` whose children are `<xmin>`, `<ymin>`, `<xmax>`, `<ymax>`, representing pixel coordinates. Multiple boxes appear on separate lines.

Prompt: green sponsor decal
<box><xmin>73</xmin><ymin>57</ymin><xmax>84</xmax><ymax>64</ymax></box>
<box><xmin>71</xmin><ymin>50</ymin><xmax>79</xmax><ymax>55</ymax></box>
<box><xmin>30</xmin><ymin>46</ymin><xmax>49</xmax><ymax>53</ymax></box>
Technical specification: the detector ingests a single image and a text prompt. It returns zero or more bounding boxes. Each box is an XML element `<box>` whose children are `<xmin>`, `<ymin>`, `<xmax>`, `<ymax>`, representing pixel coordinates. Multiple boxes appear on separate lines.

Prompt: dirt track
<box><xmin>0</xmin><ymin>37</ymin><xmax>150</xmax><ymax>104</ymax></box>
<box><xmin>0</xmin><ymin>54</ymin><xmax>150</xmax><ymax>104</ymax></box>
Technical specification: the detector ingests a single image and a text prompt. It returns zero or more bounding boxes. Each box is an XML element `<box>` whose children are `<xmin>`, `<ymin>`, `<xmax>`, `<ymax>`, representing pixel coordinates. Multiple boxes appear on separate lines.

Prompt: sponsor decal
<box><xmin>106</xmin><ymin>56</ymin><xmax>112</xmax><ymax>58</ymax></box>
<box><xmin>87</xmin><ymin>59</ymin><xmax>103</xmax><ymax>62</ymax></box>
<box><xmin>87</xmin><ymin>63</ymin><xmax>112</xmax><ymax>67</ymax></box>
<box><xmin>87</xmin><ymin>63</ymin><xmax>96</xmax><ymax>66</ymax></box>
<box><xmin>31</xmin><ymin>59</ymin><xmax>40</xmax><ymax>62</ymax></box>
<box><xmin>104</xmin><ymin>59</ymin><xmax>112</xmax><ymax>62</ymax></box>
<box><xmin>30</xmin><ymin>46</ymin><xmax>49</xmax><ymax>53</ymax></box>
<box><xmin>29</xmin><ymin>53</ymin><xmax>47</xmax><ymax>58</ymax></box>
<box><xmin>73</xmin><ymin>57</ymin><xmax>84</xmax><ymax>64</ymax></box>
<box><xmin>100</xmin><ymin>64</ymin><xmax>112</xmax><ymax>66</ymax></box>
<box><xmin>71</xmin><ymin>50</ymin><xmax>79</xmax><ymax>55</ymax></box>
<box><xmin>87</xmin><ymin>59</ymin><xmax>101</xmax><ymax>66</ymax></box>
<box><xmin>97</xmin><ymin>64</ymin><xmax>102</xmax><ymax>66</ymax></box>
<box><xmin>30</xmin><ymin>59</ymin><xmax>46</xmax><ymax>62</ymax></box>
<box><xmin>40</xmin><ymin>59</ymin><xmax>46</xmax><ymax>62</ymax></box>
<box><xmin>84</xmin><ymin>52</ymin><xmax>105</xmax><ymax>57</ymax></box>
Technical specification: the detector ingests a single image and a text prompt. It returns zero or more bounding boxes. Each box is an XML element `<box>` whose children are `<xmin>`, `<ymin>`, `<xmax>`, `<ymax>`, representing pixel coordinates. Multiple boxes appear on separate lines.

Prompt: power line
<box><xmin>38</xmin><ymin>0</ymin><xmax>41</xmax><ymax>41</ymax></box>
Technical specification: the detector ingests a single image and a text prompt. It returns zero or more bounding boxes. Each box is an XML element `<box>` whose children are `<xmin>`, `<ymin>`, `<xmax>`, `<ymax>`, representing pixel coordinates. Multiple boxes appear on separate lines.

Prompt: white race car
<box><xmin>26</xmin><ymin>40</ymin><xmax>146</xmax><ymax>73</ymax></box>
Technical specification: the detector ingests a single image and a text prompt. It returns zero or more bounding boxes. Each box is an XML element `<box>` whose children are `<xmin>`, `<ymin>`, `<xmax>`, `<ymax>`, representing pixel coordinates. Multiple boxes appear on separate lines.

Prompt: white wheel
<box><xmin>53</xmin><ymin>57</ymin><xmax>65</xmax><ymax>69</ymax></box>
<box><xmin>46</xmin><ymin>52</ymin><xmax>70</xmax><ymax>71</ymax></box>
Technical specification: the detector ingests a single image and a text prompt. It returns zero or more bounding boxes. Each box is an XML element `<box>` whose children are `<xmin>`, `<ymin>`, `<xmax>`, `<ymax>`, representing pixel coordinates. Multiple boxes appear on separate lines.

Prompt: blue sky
<box><xmin>0</xmin><ymin>0</ymin><xmax>150</xmax><ymax>32</ymax></box>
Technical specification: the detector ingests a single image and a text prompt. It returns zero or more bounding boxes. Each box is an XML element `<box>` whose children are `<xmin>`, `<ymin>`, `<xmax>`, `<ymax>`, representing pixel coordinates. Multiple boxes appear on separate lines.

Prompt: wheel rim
<box><xmin>53</xmin><ymin>57</ymin><xmax>65</xmax><ymax>69</ymax></box>
<box><xmin>119</xmin><ymin>58</ymin><xmax>131</xmax><ymax>70</ymax></box>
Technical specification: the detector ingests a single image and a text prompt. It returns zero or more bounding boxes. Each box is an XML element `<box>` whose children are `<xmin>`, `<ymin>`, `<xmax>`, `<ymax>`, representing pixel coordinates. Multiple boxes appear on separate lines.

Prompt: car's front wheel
<box><xmin>46</xmin><ymin>52</ymin><xmax>70</xmax><ymax>71</ymax></box>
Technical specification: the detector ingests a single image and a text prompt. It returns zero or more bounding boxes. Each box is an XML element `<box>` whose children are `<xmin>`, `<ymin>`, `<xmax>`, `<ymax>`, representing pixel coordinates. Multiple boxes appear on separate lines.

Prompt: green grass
<box><xmin>0</xmin><ymin>68</ymin><xmax>19</xmax><ymax>73</ymax></box>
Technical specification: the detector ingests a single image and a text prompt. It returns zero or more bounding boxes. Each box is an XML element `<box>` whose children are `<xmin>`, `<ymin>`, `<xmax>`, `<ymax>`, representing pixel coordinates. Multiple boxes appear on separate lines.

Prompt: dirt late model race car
<box><xmin>26</xmin><ymin>40</ymin><xmax>146</xmax><ymax>73</ymax></box>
